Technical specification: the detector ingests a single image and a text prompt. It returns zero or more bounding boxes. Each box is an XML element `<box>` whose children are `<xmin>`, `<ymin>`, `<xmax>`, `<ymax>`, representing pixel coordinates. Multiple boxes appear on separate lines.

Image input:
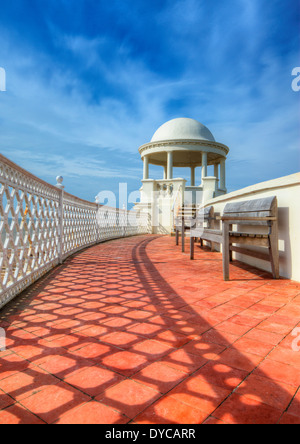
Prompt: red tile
<box><xmin>0</xmin><ymin>403</ymin><xmax>45</xmax><ymax>424</ymax></box>
<box><xmin>37</xmin><ymin>354</ymin><xmax>93</xmax><ymax>379</ymax></box>
<box><xmin>64</xmin><ymin>365</ymin><xmax>125</xmax><ymax>397</ymax></box>
<box><xmin>100</xmin><ymin>331</ymin><xmax>143</xmax><ymax>349</ymax></box>
<box><xmin>253</xmin><ymin>360</ymin><xmax>300</xmax><ymax>387</ymax></box>
<box><xmin>257</xmin><ymin>320</ymin><xmax>292</xmax><ymax>335</ymax></box>
<box><xmin>0</xmin><ymin>354</ymin><xmax>30</xmax><ymax>380</ymax></box>
<box><xmin>132</xmin><ymin>362</ymin><xmax>186</xmax><ymax>393</ymax></box>
<box><xmin>194</xmin><ymin>362</ymin><xmax>249</xmax><ymax>390</ymax></box>
<box><xmin>102</xmin><ymin>317</ymin><xmax>133</xmax><ymax>329</ymax></box>
<box><xmin>19</xmin><ymin>381</ymin><xmax>91</xmax><ymax>423</ymax></box>
<box><xmin>127</xmin><ymin>323</ymin><xmax>163</xmax><ymax>338</ymax></box>
<box><xmin>216</xmin><ymin>348</ymin><xmax>263</xmax><ymax>372</ymax></box>
<box><xmin>199</xmin><ymin>329</ymin><xmax>239</xmax><ymax>347</ymax></box>
<box><xmin>235</xmin><ymin>374</ymin><xmax>296</xmax><ymax>410</ymax></box>
<box><xmin>214</xmin><ymin>393</ymin><xmax>282</xmax><ymax>424</ymax></box>
<box><xmin>101</xmin><ymin>350</ymin><xmax>149</xmax><ymax>377</ymax></box>
<box><xmin>243</xmin><ymin>329</ymin><xmax>282</xmax><ymax>346</ymax></box>
<box><xmin>230</xmin><ymin>315</ymin><xmax>261</xmax><ymax>328</ymax></box>
<box><xmin>287</xmin><ymin>390</ymin><xmax>300</xmax><ymax>418</ymax></box>
<box><xmin>0</xmin><ymin>366</ymin><xmax>60</xmax><ymax>401</ymax></box>
<box><xmin>152</xmin><ymin>330</ymin><xmax>191</xmax><ymax>348</ymax></box>
<box><xmin>267</xmin><ymin>346</ymin><xmax>300</xmax><ymax>368</ymax></box>
<box><xmin>56</xmin><ymin>401</ymin><xmax>129</xmax><ymax>424</ymax></box>
<box><xmin>96</xmin><ymin>379</ymin><xmax>161</xmax><ymax>419</ymax></box>
<box><xmin>0</xmin><ymin>389</ymin><xmax>14</xmax><ymax>410</ymax></box>
<box><xmin>125</xmin><ymin>310</ymin><xmax>153</xmax><ymax>321</ymax></box>
<box><xmin>135</xmin><ymin>396</ymin><xmax>209</xmax><ymax>424</ymax></box>
<box><xmin>217</xmin><ymin>320</ymin><xmax>251</xmax><ymax>336</ymax></box>
<box><xmin>71</xmin><ymin>342</ymin><xmax>118</xmax><ymax>363</ymax></box>
<box><xmin>182</xmin><ymin>340</ymin><xmax>226</xmax><ymax>360</ymax></box>
<box><xmin>203</xmin><ymin>416</ymin><xmax>228</xmax><ymax>424</ymax></box>
<box><xmin>160</xmin><ymin>349</ymin><xmax>207</xmax><ymax>374</ymax></box>
<box><xmin>131</xmin><ymin>340</ymin><xmax>175</xmax><ymax>361</ymax></box>
<box><xmin>169</xmin><ymin>376</ymin><xmax>230</xmax><ymax>414</ymax></box>
<box><xmin>80</xmin><ymin>325</ymin><xmax>111</xmax><ymax>338</ymax></box>
<box><xmin>233</xmin><ymin>337</ymin><xmax>274</xmax><ymax>357</ymax></box>
<box><xmin>279</xmin><ymin>413</ymin><xmax>300</xmax><ymax>424</ymax></box>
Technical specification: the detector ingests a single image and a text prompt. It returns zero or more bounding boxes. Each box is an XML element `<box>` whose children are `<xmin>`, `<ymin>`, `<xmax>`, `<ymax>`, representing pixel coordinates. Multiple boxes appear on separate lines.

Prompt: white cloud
<box><xmin>0</xmin><ymin>1</ymin><xmax>299</xmax><ymax>201</ymax></box>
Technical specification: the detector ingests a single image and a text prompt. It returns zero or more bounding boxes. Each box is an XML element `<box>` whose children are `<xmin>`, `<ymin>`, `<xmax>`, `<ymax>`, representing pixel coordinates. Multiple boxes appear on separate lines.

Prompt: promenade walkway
<box><xmin>0</xmin><ymin>235</ymin><xmax>299</xmax><ymax>424</ymax></box>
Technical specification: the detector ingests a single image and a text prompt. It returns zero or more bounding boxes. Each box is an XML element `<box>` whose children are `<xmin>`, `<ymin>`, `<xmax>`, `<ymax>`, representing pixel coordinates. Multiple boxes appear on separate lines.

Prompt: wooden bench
<box><xmin>189</xmin><ymin>196</ymin><xmax>279</xmax><ymax>281</ymax></box>
<box><xmin>221</xmin><ymin>196</ymin><xmax>279</xmax><ymax>280</ymax></box>
<box><xmin>175</xmin><ymin>205</ymin><xmax>196</xmax><ymax>252</ymax></box>
<box><xmin>188</xmin><ymin>206</ymin><xmax>220</xmax><ymax>259</ymax></box>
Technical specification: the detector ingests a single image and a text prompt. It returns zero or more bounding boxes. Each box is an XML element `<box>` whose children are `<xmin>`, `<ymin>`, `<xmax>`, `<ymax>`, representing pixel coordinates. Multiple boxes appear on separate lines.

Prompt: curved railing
<box><xmin>0</xmin><ymin>154</ymin><xmax>150</xmax><ymax>309</ymax></box>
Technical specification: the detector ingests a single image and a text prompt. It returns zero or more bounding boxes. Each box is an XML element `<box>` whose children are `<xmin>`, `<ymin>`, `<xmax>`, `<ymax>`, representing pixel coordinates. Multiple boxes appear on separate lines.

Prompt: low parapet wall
<box><xmin>205</xmin><ymin>173</ymin><xmax>300</xmax><ymax>282</ymax></box>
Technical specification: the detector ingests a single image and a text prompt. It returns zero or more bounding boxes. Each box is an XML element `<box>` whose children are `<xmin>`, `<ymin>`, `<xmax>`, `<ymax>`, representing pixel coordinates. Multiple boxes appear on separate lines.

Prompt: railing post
<box><xmin>95</xmin><ymin>202</ymin><xmax>100</xmax><ymax>243</ymax></box>
<box><xmin>123</xmin><ymin>204</ymin><xmax>126</xmax><ymax>237</ymax></box>
<box><xmin>56</xmin><ymin>176</ymin><xmax>65</xmax><ymax>264</ymax></box>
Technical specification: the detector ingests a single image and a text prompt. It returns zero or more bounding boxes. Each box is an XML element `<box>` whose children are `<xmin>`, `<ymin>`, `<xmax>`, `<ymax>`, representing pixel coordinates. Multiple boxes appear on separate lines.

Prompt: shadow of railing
<box><xmin>0</xmin><ymin>235</ymin><xmax>299</xmax><ymax>424</ymax></box>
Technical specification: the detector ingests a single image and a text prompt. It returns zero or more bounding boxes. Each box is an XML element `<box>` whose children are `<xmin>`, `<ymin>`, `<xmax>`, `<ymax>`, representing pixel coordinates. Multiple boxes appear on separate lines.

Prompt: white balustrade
<box><xmin>0</xmin><ymin>154</ymin><xmax>150</xmax><ymax>309</ymax></box>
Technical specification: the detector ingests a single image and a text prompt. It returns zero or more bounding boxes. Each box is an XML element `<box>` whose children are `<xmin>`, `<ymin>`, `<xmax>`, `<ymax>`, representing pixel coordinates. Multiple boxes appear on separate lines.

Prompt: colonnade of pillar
<box><xmin>142</xmin><ymin>152</ymin><xmax>226</xmax><ymax>190</ymax></box>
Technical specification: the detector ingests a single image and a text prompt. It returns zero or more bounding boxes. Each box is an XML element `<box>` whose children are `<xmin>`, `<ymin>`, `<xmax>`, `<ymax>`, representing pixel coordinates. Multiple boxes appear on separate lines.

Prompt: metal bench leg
<box><xmin>269</xmin><ymin>232</ymin><xmax>279</xmax><ymax>279</ymax></box>
<box><xmin>181</xmin><ymin>218</ymin><xmax>185</xmax><ymax>253</ymax></box>
<box><xmin>222</xmin><ymin>222</ymin><xmax>230</xmax><ymax>281</ymax></box>
<box><xmin>190</xmin><ymin>236</ymin><xmax>194</xmax><ymax>260</ymax></box>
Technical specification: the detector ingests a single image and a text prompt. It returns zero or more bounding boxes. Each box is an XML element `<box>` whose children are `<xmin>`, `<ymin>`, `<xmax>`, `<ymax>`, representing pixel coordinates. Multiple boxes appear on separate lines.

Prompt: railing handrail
<box><xmin>0</xmin><ymin>153</ymin><xmax>60</xmax><ymax>192</ymax></box>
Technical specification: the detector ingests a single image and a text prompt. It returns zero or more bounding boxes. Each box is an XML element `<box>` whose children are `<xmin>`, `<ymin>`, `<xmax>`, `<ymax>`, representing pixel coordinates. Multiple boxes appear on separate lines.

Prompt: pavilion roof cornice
<box><xmin>139</xmin><ymin>139</ymin><xmax>230</xmax><ymax>157</ymax></box>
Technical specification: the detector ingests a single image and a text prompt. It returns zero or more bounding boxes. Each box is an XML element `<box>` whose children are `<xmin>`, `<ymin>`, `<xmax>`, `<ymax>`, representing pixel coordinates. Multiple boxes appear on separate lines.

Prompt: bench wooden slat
<box><xmin>230</xmin><ymin>246</ymin><xmax>271</xmax><ymax>263</ymax></box>
<box><xmin>221</xmin><ymin>216</ymin><xmax>277</xmax><ymax>221</ymax></box>
<box><xmin>223</xmin><ymin>196</ymin><xmax>276</xmax><ymax>213</ymax></box>
<box><xmin>229</xmin><ymin>232</ymin><xmax>269</xmax><ymax>239</ymax></box>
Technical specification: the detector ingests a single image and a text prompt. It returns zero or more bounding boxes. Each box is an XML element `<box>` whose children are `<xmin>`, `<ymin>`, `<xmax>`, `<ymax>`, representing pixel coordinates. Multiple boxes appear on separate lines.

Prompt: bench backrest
<box><xmin>194</xmin><ymin>206</ymin><xmax>214</xmax><ymax>228</ymax></box>
<box><xmin>223</xmin><ymin>196</ymin><xmax>277</xmax><ymax>226</ymax></box>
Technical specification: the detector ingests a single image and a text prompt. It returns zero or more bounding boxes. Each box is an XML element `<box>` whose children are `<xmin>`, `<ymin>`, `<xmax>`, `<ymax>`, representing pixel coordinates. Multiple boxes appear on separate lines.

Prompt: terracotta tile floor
<box><xmin>0</xmin><ymin>234</ymin><xmax>300</xmax><ymax>424</ymax></box>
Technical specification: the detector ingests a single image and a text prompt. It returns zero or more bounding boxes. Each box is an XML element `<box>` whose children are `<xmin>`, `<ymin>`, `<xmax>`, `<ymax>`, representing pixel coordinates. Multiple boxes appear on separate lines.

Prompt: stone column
<box><xmin>220</xmin><ymin>158</ymin><xmax>226</xmax><ymax>190</ymax></box>
<box><xmin>143</xmin><ymin>156</ymin><xmax>149</xmax><ymax>180</ymax></box>
<box><xmin>167</xmin><ymin>151</ymin><xmax>173</xmax><ymax>180</ymax></box>
<box><xmin>214</xmin><ymin>163</ymin><xmax>219</xmax><ymax>180</ymax></box>
<box><xmin>163</xmin><ymin>166</ymin><xmax>167</xmax><ymax>180</ymax></box>
<box><xmin>191</xmin><ymin>166</ymin><xmax>196</xmax><ymax>187</ymax></box>
<box><xmin>202</xmin><ymin>152</ymin><xmax>208</xmax><ymax>180</ymax></box>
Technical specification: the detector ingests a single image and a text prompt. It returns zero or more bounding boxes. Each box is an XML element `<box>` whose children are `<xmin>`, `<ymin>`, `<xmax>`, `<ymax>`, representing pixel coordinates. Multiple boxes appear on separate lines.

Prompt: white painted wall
<box><xmin>205</xmin><ymin>173</ymin><xmax>300</xmax><ymax>282</ymax></box>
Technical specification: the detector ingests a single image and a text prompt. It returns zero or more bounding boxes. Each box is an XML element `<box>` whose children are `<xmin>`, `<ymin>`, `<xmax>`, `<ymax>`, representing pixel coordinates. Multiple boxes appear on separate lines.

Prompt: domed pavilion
<box><xmin>136</xmin><ymin>118</ymin><xmax>230</xmax><ymax>233</ymax></box>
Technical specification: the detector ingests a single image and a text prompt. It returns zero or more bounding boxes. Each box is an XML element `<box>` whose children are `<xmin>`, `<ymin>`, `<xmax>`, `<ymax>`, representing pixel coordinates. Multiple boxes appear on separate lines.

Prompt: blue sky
<box><xmin>0</xmin><ymin>0</ymin><xmax>299</xmax><ymax>203</ymax></box>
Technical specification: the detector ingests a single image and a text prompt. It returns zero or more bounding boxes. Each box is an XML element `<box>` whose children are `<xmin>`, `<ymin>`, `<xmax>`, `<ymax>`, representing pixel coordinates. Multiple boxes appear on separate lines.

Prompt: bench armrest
<box><xmin>221</xmin><ymin>216</ymin><xmax>277</xmax><ymax>222</ymax></box>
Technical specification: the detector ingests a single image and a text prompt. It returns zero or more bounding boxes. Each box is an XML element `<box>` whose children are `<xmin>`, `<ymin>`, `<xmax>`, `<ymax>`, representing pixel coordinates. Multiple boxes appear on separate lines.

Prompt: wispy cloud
<box><xmin>0</xmin><ymin>0</ymin><xmax>299</xmax><ymax>200</ymax></box>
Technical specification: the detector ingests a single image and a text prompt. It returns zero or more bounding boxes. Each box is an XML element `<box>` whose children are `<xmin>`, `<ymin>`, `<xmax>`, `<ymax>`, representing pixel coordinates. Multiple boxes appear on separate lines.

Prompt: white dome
<box><xmin>151</xmin><ymin>118</ymin><xmax>215</xmax><ymax>143</ymax></box>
